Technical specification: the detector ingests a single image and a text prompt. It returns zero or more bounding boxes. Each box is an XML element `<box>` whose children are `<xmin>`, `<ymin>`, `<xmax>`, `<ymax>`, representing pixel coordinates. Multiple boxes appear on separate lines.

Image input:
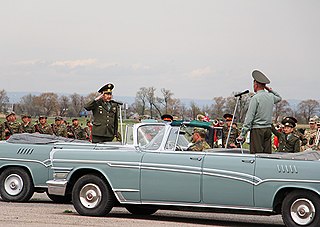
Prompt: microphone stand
<box><xmin>225</xmin><ymin>94</ymin><xmax>243</xmax><ymax>149</ymax></box>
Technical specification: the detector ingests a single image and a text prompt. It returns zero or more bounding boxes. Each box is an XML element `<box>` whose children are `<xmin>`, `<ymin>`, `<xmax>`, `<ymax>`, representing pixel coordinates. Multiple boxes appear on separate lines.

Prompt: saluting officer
<box><xmin>2</xmin><ymin>112</ymin><xmax>21</xmax><ymax>139</ymax></box>
<box><xmin>52</xmin><ymin>116</ymin><xmax>67</xmax><ymax>137</ymax></box>
<box><xmin>271</xmin><ymin>117</ymin><xmax>300</xmax><ymax>153</ymax></box>
<box><xmin>237</xmin><ymin>70</ymin><xmax>282</xmax><ymax>154</ymax></box>
<box><xmin>187</xmin><ymin>128</ymin><xmax>211</xmax><ymax>151</ymax></box>
<box><xmin>35</xmin><ymin>116</ymin><xmax>54</xmax><ymax>135</ymax></box>
<box><xmin>84</xmin><ymin>83</ymin><xmax>119</xmax><ymax>143</ymax></box>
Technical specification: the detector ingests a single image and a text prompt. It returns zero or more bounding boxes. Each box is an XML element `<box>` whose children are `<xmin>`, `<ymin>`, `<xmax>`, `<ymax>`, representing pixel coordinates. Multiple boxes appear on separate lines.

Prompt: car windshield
<box><xmin>138</xmin><ymin>125</ymin><xmax>165</xmax><ymax>149</ymax></box>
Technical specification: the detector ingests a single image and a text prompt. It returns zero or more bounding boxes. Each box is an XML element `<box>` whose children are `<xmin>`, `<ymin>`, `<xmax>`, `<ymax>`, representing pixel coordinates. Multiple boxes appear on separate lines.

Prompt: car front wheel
<box><xmin>282</xmin><ymin>190</ymin><xmax>320</xmax><ymax>227</ymax></box>
<box><xmin>0</xmin><ymin>167</ymin><xmax>34</xmax><ymax>202</ymax></box>
<box><xmin>72</xmin><ymin>174</ymin><xmax>114</xmax><ymax>216</ymax></box>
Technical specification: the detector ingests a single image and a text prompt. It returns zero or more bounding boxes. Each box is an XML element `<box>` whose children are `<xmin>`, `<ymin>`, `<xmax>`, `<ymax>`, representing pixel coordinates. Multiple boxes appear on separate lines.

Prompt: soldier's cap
<box><xmin>285</xmin><ymin>116</ymin><xmax>298</xmax><ymax>123</ymax></box>
<box><xmin>309</xmin><ymin>116</ymin><xmax>318</xmax><ymax>124</ymax></box>
<box><xmin>72</xmin><ymin>118</ymin><xmax>79</xmax><ymax>122</ymax></box>
<box><xmin>21</xmin><ymin>114</ymin><xmax>31</xmax><ymax>119</ymax></box>
<box><xmin>192</xmin><ymin>127</ymin><xmax>206</xmax><ymax>134</ymax></box>
<box><xmin>223</xmin><ymin>113</ymin><xmax>233</xmax><ymax>121</ymax></box>
<box><xmin>161</xmin><ymin>114</ymin><xmax>173</xmax><ymax>122</ymax></box>
<box><xmin>98</xmin><ymin>83</ymin><xmax>114</xmax><ymax>94</ymax></box>
<box><xmin>281</xmin><ymin>117</ymin><xmax>296</xmax><ymax>128</ymax></box>
<box><xmin>252</xmin><ymin>70</ymin><xmax>270</xmax><ymax>84</ymax></box>
<box><xmin>55</xmin><ymin>116</ymin><xmax>63</xmax><ymax>121</ymax></box>
<box><xmin>6</xmin><ymin>111</ymin><xmax>16</xmax><ymax>118</ymax></box>
<box><xmin>39</xmin><ymin>116</ymin><xmax>47</xmax><ymax>120</ymax></box>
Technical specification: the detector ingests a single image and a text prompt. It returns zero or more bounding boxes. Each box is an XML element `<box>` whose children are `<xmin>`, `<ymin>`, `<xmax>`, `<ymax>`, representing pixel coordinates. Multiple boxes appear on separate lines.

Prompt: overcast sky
<box><xmin>0</xmin><ymin>0</ymin><xmax>319</xmax><ymax>100</ymax></box>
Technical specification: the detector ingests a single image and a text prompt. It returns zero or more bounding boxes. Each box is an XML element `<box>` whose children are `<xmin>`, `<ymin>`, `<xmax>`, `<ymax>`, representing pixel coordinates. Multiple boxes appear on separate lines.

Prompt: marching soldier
<box><xmin>67</xmin><ymin>118</ymin><xmax>86</xmax><ymax>140</ymax></box>
<box><xmin>1</xmin><ymin>112</ymin><xmax>21</xmax><ymax>140</ymax></box>
<box><xmin>187</xmin><ymin>128</ymin><xmax>211</xmax><ymax>151</ymax></box>
<box><xmin>222</xmin><ymin>113</ymin><xmax>239</xmax><ymax>148</ymax></box>
<box><xmin>35</xmin><ymin>116</ymin><xmax>53</xmax><ymax>135</ymax></box>
<box><xmin>52</xmin><ymin>116</ymin><xmax>67</xmax><ymax>137</ymax></box>
<box><xmin>271</xmin><ymin>117</ymin><xmax>300</xmax><ymax>153</ymax></box>
<box><xmin>84</xmin><ymin>83</ymin><xmax>120</xmax><ymax>143</ymax></box>
<box><xmin>19</xmin><ymin>114</ymin><xmax>35</xmax><ymax>133</ymax></box>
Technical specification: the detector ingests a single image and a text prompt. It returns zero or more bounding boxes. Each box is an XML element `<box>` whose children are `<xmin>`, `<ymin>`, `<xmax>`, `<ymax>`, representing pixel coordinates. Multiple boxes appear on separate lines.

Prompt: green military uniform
<box><xmin>223</xmin><ymin>126</ymin><xmax>240</xmax><ymax>148</ymax></box>
<box><xmin>53</xmin><ymin>124</ymin><xmax>68</xmax><ymax>137</ymax></box>
<box><xmin>68</xmin><ymin>125</ymin><xmax>86</xmax><ymax>140</ymax></box>
<box><xmin>84</xmin><ymin>83</ymin><xmax>119</xmax><ymax>143</ymax></box>
<box><xmin>187</xmin><ymin>140</ymin><xmax>211</xmax><ymax>151</ymax></box>
<box><xmin>271</xmin><ymin>117</ymin><xmax>300</xmax><ymax>153</ymax></box>
<box><xmin>19</xmin><ymin>122</ymin><xmax>35</xmax><ymax>133</ymax></box>
<box><xmin>303</xmin><ymin>128</ymin><xmax>317</xmax><ymax>150</ymax></box>
<box><xmin>240</xmin><ymin>70</ymin><xmax>282</xmax><ymax>154</ymax></box>
<box><xmin>1</xmin><ymin>120</ymin><xmax>21</xmax><ymax>140</ymax></box>
<box><xmin>35</xmin><ymin>123</ymin><xmax>53</xmax><ymax>135</ymax></box>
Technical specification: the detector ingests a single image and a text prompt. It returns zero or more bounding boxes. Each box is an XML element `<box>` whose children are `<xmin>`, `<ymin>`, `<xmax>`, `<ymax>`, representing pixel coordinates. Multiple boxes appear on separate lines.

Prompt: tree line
<box><xmin>0</xmin><ymin>88</ymin><xmax>319</xmax><ymax>124</ymax></box>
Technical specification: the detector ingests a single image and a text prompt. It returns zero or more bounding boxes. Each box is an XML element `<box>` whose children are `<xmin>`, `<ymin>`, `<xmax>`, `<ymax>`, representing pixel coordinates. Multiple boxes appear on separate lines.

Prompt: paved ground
<box><xmin>0</xmin><ymin>193</ymin><xmax>285</xmax><ymax>227</ymax></box>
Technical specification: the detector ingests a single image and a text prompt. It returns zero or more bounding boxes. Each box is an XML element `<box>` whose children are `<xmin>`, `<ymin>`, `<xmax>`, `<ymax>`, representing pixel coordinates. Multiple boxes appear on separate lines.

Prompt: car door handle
<box><xmin>242</xmin><ymin>159</ymin><xmax>255</xmax><ymax>164</ymax></box>
<box><xmin>190</xmin><ymin>157</ymin><xmax>202</xmax><ymax>161</ymax></box>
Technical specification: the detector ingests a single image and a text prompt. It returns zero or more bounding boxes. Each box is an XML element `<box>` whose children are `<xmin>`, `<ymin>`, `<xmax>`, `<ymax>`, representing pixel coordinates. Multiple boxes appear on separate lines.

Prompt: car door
<box><xmin>202</xmin><ymin>152</ymin><xmax>255</xmax><ymax>207</ymax></box>
<box><xmin>140</xmin><ymin>127</ymin><xmax>204</xmax><ymax>203</ymax></box>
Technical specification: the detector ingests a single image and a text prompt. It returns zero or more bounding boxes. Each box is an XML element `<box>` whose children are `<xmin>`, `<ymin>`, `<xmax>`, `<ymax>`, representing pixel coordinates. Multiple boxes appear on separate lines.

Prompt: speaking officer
<box><xmin>237</xmin><ymin>70</ymin><xmax>282</xmax><ymax>154</ymax></box>
<box><xmin>84</xmin><ymin>83</ymin><xmax>119</xmax><ymax>143</ymax></box>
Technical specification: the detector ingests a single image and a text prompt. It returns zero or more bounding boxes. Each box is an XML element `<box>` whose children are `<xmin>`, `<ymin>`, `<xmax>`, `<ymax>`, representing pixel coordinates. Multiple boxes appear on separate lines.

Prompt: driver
<box><xmin>187</xmin><ymin>129</ymin><xmax>211</xmax><ymax>151</ymax></box>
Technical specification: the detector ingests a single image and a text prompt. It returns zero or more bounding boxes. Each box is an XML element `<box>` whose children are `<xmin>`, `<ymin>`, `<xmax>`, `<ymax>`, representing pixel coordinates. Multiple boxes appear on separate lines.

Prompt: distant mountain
<box><xmin>6</xmin><ymin>92</ymin><xmax>303</xmax><ymax>108</ymax></box>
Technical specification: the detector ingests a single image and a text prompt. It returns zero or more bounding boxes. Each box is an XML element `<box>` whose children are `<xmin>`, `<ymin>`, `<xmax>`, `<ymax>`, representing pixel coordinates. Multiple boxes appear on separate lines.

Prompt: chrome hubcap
<box><xmin>4</xmin><ymin>174</ymin><xmax>23</xmax><ymax>196</ymax></box>
<box><xmin>291</xmin><ymin>198</ymin><xmax>315</xmax><ymax>225</ymax></box>
<box><xmin>79</xmin><ymin>183</ymin><xmax>102</xmax><ymax>209</ymax></box>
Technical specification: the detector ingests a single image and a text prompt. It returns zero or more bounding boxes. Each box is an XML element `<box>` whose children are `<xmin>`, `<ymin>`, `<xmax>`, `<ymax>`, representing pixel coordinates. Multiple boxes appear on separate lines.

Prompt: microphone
<box><xmin>234</xmin><ymin>90</ymin><xmax>249</xmax><ymax>97</ymax></box>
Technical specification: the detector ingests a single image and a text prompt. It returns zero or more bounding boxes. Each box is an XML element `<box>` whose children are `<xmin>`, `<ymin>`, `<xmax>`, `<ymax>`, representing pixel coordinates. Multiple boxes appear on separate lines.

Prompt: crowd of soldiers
<box><xmin>193</xmin><ymin>112</ymin><xmax>320</xmax><ymax>152</ymax></box>
<box><xmin>0</xmin><ymin>112</ymin><xmax>92</xmax><ymax>141</ymax></box>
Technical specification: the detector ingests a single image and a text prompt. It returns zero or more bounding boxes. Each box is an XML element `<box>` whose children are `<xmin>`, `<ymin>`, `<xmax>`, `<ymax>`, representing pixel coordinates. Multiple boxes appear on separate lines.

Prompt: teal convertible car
<box><xmin>46</xmin><ymin>122</ymin><xmax>320</xmax><ymax>227</ymax></box>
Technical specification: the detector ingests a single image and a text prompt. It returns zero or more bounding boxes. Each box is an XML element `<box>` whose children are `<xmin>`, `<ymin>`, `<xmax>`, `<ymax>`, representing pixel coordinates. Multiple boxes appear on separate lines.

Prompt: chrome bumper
<box><xmin>46</xmin><ymin>180</ymin><xmax>68</xmax><ymax>196</ymax></box>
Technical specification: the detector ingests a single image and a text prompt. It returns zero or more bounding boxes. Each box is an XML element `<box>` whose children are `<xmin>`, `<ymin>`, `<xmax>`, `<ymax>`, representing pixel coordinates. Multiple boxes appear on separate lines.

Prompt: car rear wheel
<box><xmin>72</xmin><ymin>174</ymin><xmax>114</xmax><ymax>216</ymax></box>
<box><xmin>125</xmin><ymin>205</ymin><xmax>158</xmax><ymax>215</ymax></box>
<box><xmin>0</xmin><ymin>167</ymin><xmax>34</xmax><ymax>202</ymax></box>
<box><xmin>282</xmin><ymin>190</ymin><xmax>320</xmax><ymax>227</ymax></box>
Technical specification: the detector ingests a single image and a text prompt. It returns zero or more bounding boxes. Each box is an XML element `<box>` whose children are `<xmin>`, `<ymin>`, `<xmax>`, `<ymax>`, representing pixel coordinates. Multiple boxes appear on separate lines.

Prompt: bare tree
<box><xmin>190</xmin><ymin>101</ymin><xmax>201</xmax><ymax>120</ymax></box>
<box><xmin>0</xmin><ymin>89</ymin><xmax>9</xmax><ymax>113</ymax></box>
<box><xmin>146</xmin><ymin>87</ymin><xmax>156</xmax><ymax>118</ymax></box>
<box><xmin>160</xmin><ymin>88</ymin><xmax>173</xmax><ymax>114</ymax></box>
<box><xmin>273</xmin><ymin>100</ymin><xmax>292</xmax><ymax>122</ymax></box>
<box><xmin>59</xmin><ymin>95</ymin><xmax>70</xmax><ymax>116</ymax></box>
<box><xmin>69</xmin><ymin>93</ymin><xmax>85</xmax><ymax>117</ymax></box>
<box><xmin>212</xmin><ymin>97</ymin><xmax>226</xmax><ymax>119</ymax></box>
<box><xmin>297</xmin><ymin>99</ymin><xmax>320</xmax><ymax>123</ymax></box>
<box><xmin>38</xmin><ymin>93</ymin><xmax>60</xmax><ymax>116</ymax></box>
<box><xmin>134</xmin><ymin>87</ymin><xmax>148</xmax><ymax>116</ymax></box>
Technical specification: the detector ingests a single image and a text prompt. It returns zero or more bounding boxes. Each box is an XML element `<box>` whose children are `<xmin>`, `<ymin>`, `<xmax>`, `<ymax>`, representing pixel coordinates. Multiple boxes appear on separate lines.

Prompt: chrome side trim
<box><xmin>118</xmin><ymin>200</ymin><xmax>272</xmax><ymax>212</ymax></box>
<box><xmin>46</xmin><ymin>180</ymin><xmax>68</xmax><ymax>196</ymax></box>
<box><xmin>113</xmin><ymin>189</ymin><xmax>140</xmax><ymax>192</ymax></box>
<box><xmin>0</xmin><ymin>158</ymin><xmax>51</xmax><ymax>168</ymax></box>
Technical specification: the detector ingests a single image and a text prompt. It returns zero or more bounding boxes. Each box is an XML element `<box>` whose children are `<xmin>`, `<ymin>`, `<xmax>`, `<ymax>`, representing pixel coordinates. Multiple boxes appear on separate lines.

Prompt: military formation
<box><xmin>0</xmin><ymin>112</ymin><xmax>92</xmax><ymax>141</ymax></box>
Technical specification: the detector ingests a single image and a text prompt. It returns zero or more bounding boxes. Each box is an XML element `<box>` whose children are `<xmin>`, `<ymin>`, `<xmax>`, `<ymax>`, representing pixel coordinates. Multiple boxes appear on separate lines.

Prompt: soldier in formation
<box><xmin>67</xmin><ymin>118</ymin><xmax>86</xmax><ymax>140</ymax></box>
<box><xmin>1</xmin><ymin>112</ymin><xmax>21</xmax><ymax>140</ymax></box>
<box><xmin>222</xmin><ymin>113</ymin><xmax>239</xmax><ymax>148</ymax></box>
<box><xmin>52</xmin><ymin>116</ymin><xmax>67</xmax><ymax>137</ymax></box>
<box><xmin>187</xmin><ymin>128</ymin><xmax>211</xmax><ymax>151</ymax></box>
<box><xmin>19</xmin><ymin>114</ymin><xmax>35</xmax><ymax>133</ymax></box>
<box><xmin>35</xmin><ymin>116</ymin><xmax>53</xmax><ymax>135</ymax></box>
<box><xmin>302</xmin><ymin>116</ymin><xmax>319</xmax><ymax>150</ymax></box>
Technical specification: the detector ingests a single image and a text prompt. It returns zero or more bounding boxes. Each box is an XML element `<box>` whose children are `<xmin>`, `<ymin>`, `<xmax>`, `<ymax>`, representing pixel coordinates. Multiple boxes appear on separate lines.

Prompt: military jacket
<box><xmin>19</xmin><ymin>122</ymin><xmax>35</xmax><ymax>133</ymax></box>
<box><xmin>84</xmin><ymin>99</ymin><xmax>119</xmax><ymax>138</ymax></box>
<box><xmin>222</xmin><ymin>125</ymin><xmax>239</xmax><ymax>148</ymax></box>
<box><xmin>35</xmin><ymin>123</ymin><xmax>54</xmax><ymax>135</ymax></box>
<box><xmin>303</xmin><ymin>128</ymin><xmax>318</xmax><ymax>150</ymax></box>
<box><xmin>68</xmin><ymin>125</ymin><xmax>86</xmax><ymax>140</ymax></box>
<box><xmin>272</xmin><ymin>125</ymin><xmax>300</xmax><ymax>153</ymax></box>
<box><xmin>53</xmin><ymin>124</ymin><xmax>67</xmax><ymax>137</ymax></box>
<box><xmin>187</xmin><ymin>140</ymin><xmax>211</xmax><ymax>151</ymax></box>
<box><xmin>1</xmin><ymin>121</ymin><xmax>21</xmax><ymax>139</ymax></box>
